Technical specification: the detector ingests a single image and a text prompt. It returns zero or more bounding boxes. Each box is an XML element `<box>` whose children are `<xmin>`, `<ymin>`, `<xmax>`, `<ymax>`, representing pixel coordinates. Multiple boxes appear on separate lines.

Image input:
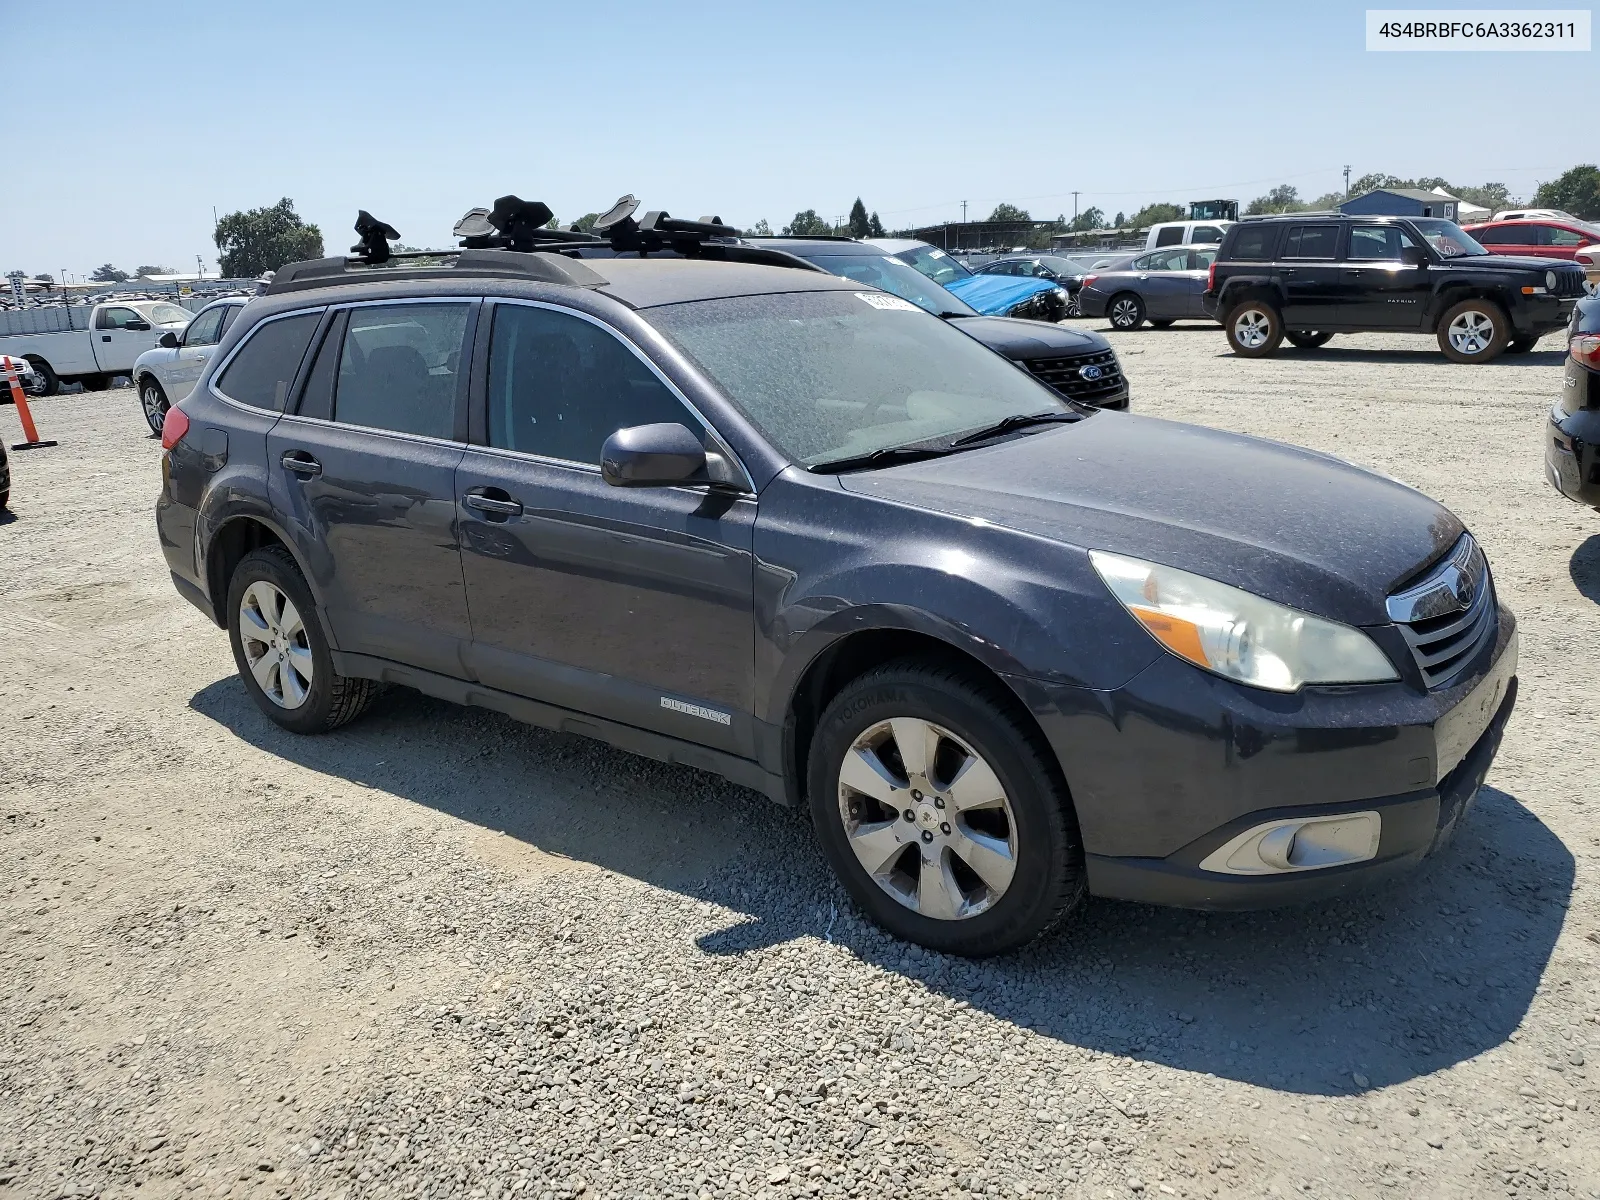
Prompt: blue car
<box><xmin>867</xmin><ymin>239</ymin><xmax>1070</xmax><ymax>322</ymax></box>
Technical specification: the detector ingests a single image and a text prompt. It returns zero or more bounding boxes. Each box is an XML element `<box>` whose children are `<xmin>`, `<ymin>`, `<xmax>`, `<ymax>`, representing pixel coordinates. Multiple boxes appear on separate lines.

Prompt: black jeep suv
<box><xmin>1203</xmin><ymin>214</ymin><xmax>1586</xmax><ymax>363</ymax></box>
<box><xmin>157</xmin><ymin>235</ymin><xmax>1517</xmax><ymax>956</ymax></box>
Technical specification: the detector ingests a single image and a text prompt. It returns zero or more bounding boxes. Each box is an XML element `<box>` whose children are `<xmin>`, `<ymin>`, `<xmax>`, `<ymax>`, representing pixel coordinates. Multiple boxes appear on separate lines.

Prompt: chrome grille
<box><xmin>1386</xmin><ymin>534</ymin><xmax>1496</xmax><ymax>690</ymax></box>
<box><xmin>1024</xmin><ymin>350</ymin><xmax>1126</xmax><ymax>404</ymax></box>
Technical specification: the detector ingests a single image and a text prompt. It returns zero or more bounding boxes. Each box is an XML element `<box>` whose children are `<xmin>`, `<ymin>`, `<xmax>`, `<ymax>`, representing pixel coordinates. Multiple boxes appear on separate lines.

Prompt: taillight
<box><xmin>1082</xmin><ymin>274</ymin><xmax>1098</xmax><ymax>289</ymax></box>
<box><xmin>1572</xmin><ymin>333</ymin><xmax>1600</xmax><ymax>370</ymax></box>
<box><xmin>1207</xmin><ymin>262</ymin><xmax>1218</xmax><ymax>291</ymax></box>
<box><xmin>160</xmin><ymin>405</ymin><xmax>191</xmax><ymax>451</ymax></box>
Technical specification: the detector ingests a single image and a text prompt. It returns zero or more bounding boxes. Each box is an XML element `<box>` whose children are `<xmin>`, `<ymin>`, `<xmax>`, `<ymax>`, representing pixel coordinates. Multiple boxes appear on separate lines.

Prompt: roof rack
<box><xmin>1238</xmin><ymin>210</ymin><xmax>1349</xmax><ymax>221</ymax></box>
<box><xmin>266</xmin><ymin>248</ymin><xmax>607</xmax><ymax>295</ymax></box>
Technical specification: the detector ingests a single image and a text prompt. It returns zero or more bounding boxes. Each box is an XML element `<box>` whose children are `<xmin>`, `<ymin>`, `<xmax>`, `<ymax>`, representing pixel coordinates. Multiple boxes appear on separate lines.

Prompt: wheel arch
<box><xmin>203</xmin><ymin>513</ymin><xmax>334</xmax><ymax>645</ymax></box>
<box><xmin>1424</xmin><ymin>286</ymin><xmax>1513</xmax><ymax>332</ymax></box>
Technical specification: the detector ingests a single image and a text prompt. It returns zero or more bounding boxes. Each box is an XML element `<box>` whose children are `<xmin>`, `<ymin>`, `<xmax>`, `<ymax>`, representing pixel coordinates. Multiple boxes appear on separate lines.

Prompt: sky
<box><xmin>2</xmin><ymin>0</ymin><xmax>1592</xmax><ymax>279</ymax></box>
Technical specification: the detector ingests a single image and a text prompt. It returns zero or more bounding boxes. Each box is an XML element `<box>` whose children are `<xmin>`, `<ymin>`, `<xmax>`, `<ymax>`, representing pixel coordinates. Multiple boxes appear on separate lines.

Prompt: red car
<box><xmin>1464</xmin><ymin>217</ymin><xmax>1600</xmax><ymax>267</ymax></box>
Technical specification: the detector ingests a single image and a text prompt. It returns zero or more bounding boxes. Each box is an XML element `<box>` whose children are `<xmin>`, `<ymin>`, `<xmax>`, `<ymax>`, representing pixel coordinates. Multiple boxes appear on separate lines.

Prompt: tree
<box><xmin>1308</xmin><ymin>191</ymin><xmax>1345</xmax><ymax>210</ymax></box>
<box><xmin>1453</xmin><ymin>182</ymin><xmax>1511</xmax><ymax>212</ymax></box>
<box><xmin>213</xmin><ymin>198</ymin><xmax>325</xmax><ymax>277</ymax></box>
<box><xmin>134</xmin><ymin>264</ymin><xmax>177</xmax><ymax>277</ymax></box>
<box><xmin>1128</xmin><ymin>202</ymin><xmax>1184</xmax><ymax>228</ymax></box>
<box><xmin>1348</xmin><ymin>172</ymin><xmax>1409</xmax><ymax>197</ymax></box>
<box><xmin>1535</xmin><ymin>164</ymin><xmax>1600</xmax><ymax>221</ymax></box>
<box><xmin>747</xmin><ymin>218</ymin><xmax>773</xmax><ymax>236</ymax></box>
<box><xmin>1113</xmin><ymin>211</ymin><xmax>1126</xmax><ymax>227</ymax></box>
<box><xmin>570</xmin><ymin>212</ymin><xmax>602</xmax><ymax>233</ymax></box>
<box><xmin>1245</xmin><ymin>184</ymin><xmax>1304</xmax><ymax>215</ymax></box>
<box><xmin>988</xmin><ymin>202</ymin><xmax>1030</xmax><ymax>222</ymax></box>
<box><xmin>782</xmin><ymin>209</ymin><xmax>833</xmax><ymax>236</ymax></box>
<box><xmin>34</xmin><ymin>273</ymin><xmax>53</xmax><ymax>286</ymax></box>
<box><xmin>90</xmin><ymin>263</ymin><xmax>129</xmax><ymax>283</ymax></box>
<box><xmin>867</xmin><ymin>212</ymin><xmax>885</xmax><ymax>238</ymax></box>
<box><xmin>1069</xmin><ymin>207</ymin><xmax>1105</xmax><ymax>232</ymax></box>
<box><xmin>848</xmin><ymin>198</ymin><xmax>870</xmax><ymax>238</ymax></box>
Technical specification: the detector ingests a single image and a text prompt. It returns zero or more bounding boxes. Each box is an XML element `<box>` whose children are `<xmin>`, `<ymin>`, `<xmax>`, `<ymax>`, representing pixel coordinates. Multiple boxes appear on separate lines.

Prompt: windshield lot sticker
<box><xmin>854</xmin><ymin>293</ymin><xmax>921</xmax><ymax>312</ymax></box>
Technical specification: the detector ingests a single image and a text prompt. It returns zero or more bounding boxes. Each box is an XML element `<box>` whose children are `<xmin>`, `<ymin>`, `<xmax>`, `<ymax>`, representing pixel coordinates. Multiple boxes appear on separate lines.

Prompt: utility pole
<box><xmin>1343</xmin><ymin>164</ymin><xmax>1351</xmax><ymax>199</ymax></box>
<box><xmin>1072</xmin><ymin>191</ymin><xmax>1080</xmax><ymax>225</ymax></box>
<box><xmin>961</xmin><ymin>200</ymin><xmax>967</xmax><ymax>224</ymax></box>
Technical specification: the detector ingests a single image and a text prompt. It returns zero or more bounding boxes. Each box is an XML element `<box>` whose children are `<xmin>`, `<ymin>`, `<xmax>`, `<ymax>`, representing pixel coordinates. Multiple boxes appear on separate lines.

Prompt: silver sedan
<box><xmin>131</xmin><ymin>297</ymin><xmax>249</xmax><ymax>434</ymax></box>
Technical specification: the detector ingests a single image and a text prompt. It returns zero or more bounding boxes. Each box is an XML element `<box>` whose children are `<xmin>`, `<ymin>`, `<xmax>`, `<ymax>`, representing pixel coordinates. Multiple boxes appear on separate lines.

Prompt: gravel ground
<box><xmin>2</xmin><ymin>325</ymin><xmax>1597</xmax><ymax>1200</ymax></box>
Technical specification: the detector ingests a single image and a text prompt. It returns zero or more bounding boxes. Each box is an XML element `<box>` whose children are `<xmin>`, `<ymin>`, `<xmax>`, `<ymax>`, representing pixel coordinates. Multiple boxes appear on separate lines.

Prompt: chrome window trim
<box><xmin>483</xmin><ymin>297</ymin><xmax>756</xmax><ymax>493</ymax></box>
<box><xmin>272</xmin><ymin>409</ymin><xmax>467</xmax><ymax>451</ymax></box>
<box><xmin>207</xmin><ymin>305</ymin><xmax>329</xmax><ymax>413</ymax></box>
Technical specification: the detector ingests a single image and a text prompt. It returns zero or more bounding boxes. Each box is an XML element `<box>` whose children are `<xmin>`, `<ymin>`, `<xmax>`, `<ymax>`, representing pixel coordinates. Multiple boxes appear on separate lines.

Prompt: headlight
<box><xmin>1088</xmin><ymin>551</ymin><xmax>1398</xmax><ymax>692</ymax></box>
<box><xmin>1052</xmin><ymin>287</ymin><xmax>1068</xmax><ymax>300</ymax></box>
<box><xmin>1547</xmin><ymin>270</ymin><xmax>1558</xmax><ymax>291</ymax></box>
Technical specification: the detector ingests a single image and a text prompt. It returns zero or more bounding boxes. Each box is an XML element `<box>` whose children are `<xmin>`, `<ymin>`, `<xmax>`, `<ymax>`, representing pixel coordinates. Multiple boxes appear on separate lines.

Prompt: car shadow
<box><xmin>1571</xmin><ymin>534</ymin><xmax>1600</xmax><ymax>603</ymax></box>
<box><xmin>190</xmin><ymin>676</ymin><xmax>1572</xmax><ymax>1097</ymax></box>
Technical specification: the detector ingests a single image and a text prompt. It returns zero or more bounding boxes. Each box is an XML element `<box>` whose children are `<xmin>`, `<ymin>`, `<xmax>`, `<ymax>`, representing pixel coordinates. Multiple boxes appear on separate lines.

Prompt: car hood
<box><xmin>947</xmin><ymin>316</ymin><xmax>1110</xmax><ymax>360</ymax></box>
<box><xmin>943</xmin><ymin>274</ymin><xmax>1059</xmax><ymax>315</ymax></box>
<box><xmin>837</xmin><ymin>413</ymin><xmax>1461</xmax><ymax>626</ymax></box>
<box><xmin>1437</xmin><ymin>253</ymin><xmax>1569</xmax><ymax>273</ymax></box>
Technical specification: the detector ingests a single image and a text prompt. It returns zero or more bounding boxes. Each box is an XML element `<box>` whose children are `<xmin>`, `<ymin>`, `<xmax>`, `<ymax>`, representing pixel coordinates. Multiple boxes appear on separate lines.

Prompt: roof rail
<box><xmin>265</xmin><ymin>248</ymin><xmax>607</xmax><ymax>295</ymax></box>
<box><xmin>1239</xmin><ymin>210</ymin><xmax>1348</xmax><ymax>221</ymax></box>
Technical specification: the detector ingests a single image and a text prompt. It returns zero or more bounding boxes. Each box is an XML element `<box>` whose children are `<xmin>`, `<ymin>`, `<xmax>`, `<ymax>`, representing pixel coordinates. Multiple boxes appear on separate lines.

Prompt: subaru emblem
<box><xmin>1078</xmin><ymin>364</ymin><xmax>1102</xmax><ymax>381</ymax></box>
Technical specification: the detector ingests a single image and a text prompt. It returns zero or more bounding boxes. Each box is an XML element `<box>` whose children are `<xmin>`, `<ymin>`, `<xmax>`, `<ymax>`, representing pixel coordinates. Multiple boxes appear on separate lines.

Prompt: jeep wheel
<box><xmin>1506</xmin><ymin>335</ymin><xmax>1540</xmax><ymax>354</ymax></box>
<box><xmin>227</xmin><ymin>547</ymin><xmax>378</xmax><ymax>734</ymax></box>
<box><xmin>1107</xmin><ymin>293</ymin><xmax>1145</xmax><ymax>330</ymax></box>
<box><xmin>1438</xmin><ymin>300</ymin><xmax>1509</xmax><ymax>363</ymax></box>
<box><xmin>139</xmin><ymin>377</ymin><xmax>169</xmax><ymax>436</ymax></box>
<box><xmin>807</xmin><ymin>659</ymin><xmax>1085</xmax><ymax>957</ymax></box>
<box><xmin>1286</xmin><ymin>331</ymin><xmax>1334</xmax><ymax>349</ymax></box>
<box><xmin>1225</xmin><ymin>301</ymin><xmax>1283</xmax><ymax>357</ymax></box>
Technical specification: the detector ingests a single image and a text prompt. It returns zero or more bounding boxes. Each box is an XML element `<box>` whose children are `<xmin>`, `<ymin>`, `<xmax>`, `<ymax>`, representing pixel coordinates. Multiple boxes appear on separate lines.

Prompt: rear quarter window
<box><xmin>1225</xmin><ymin>225</ymin><xmax>1279</xmax><ymax>261</ymax></box>
<box><xmin>214</xmin><ymin>311</ymin><xmax>323</xmax><ymax>411</ymax></box>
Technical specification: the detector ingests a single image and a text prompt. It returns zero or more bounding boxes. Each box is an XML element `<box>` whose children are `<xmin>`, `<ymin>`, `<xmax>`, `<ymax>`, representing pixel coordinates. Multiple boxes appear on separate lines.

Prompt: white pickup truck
<box><xmin>0</xmin><ymin>300</ymin><xmax>192</xmax><ymax>395</ymax></box>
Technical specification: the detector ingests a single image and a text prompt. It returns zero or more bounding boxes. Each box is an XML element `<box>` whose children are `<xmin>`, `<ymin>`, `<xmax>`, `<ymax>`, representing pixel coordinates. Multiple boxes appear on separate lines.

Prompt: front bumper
<box><xmin>1006</xmin><ymin>609</ymin><xmax>1518</xmax><ymax>909</ymax></box>
<box><xmin>1513</xmin><ymin>294</ymin><xmax>1580</xmax><ymax>336</ymax></box>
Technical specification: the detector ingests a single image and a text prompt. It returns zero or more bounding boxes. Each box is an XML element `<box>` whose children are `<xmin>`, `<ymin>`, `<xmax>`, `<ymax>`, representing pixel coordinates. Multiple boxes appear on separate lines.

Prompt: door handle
<box><xmin>1282</xmin><ymin>267</ymin><xmax>1297</xmax><ymax>275</ymax></box>
<box><xmin>280</xmin><ymin>450</ymin><xmax>322</xmax><ymax>476</ymax></box>
<box><xmin>1138</xmin><ymin>274</ymin><xmax>1149</xmax><ymax>280</ymax></box>
<box><xmin>195</xmin><ymin>355</ymin><xmax>209</xmax><ymax>364</ymax></box>
<box><xmin>102</xmin><ymin>335</ymin><xmax>111</xmax><ymax>342</ymax></box>
<box><xmin>464</xmin><ymin>489</ymin><xmax>523</xmax><ymax>519</ymax></box>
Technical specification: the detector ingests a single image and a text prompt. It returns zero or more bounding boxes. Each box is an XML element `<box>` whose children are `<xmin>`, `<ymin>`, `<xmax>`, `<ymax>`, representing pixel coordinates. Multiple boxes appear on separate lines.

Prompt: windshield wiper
<box><xmin>808</xmin><ymin>445</ymin><xmax>960</xmax><ymax>474</ymax></box>
<box><xmin>951</xmin><ymin>410</ymin><xmax>1084</xmax><ymax>446</ymax></box>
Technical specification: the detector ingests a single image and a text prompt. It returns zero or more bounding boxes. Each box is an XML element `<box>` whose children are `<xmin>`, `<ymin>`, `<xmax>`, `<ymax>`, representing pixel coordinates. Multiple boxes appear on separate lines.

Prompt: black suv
<box><xmin>157</xmin><ymin>225</ymin><xmax>1517</xmax><ymax>955</ymax></box>
<box><xmin>1203</xmin><ymin>214</ymin><xmax>1586</xmax><ymax>362</ymax></box>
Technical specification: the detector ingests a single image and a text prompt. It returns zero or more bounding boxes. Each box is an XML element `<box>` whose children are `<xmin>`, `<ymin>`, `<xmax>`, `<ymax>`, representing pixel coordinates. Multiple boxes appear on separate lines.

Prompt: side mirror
<box><xmin>125</xmin><ymin>319</ymin><xmax>151</xmax><ymax>331</ymax></box>
<box><xmin>1400</xmin><ymin>246</ymin><xmax>1429</xmax><ymax>267</ymax></box>
<box><xmin>601</xmin><ymin>422</ymin><xmax>713</xmax><ymax>488</ymax></box>
<box><xmin>158</xmin><ymin>331</ymin><xmax>180</xmax><ymax>349</ymax></box>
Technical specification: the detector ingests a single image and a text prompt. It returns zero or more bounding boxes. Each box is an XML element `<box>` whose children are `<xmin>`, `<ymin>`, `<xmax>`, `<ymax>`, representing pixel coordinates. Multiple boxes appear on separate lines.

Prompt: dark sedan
<box><xmin>1547</xmin><ymin>294</ymin><xmax>1600</xmax><ymax>508</ymax></box>
<box><xmin>1079</xmin><ymin>244</ymin><xmax>1220</xmax><ymax>330</ymax></box>
<box><xmin>753</xmin><ymin>237</ymin><xmax>1129</xmax><ymax>409</ymax></box>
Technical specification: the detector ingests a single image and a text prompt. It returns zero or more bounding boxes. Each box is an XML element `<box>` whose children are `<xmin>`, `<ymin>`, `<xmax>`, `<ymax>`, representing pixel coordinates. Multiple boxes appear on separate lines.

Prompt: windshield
<box><xmin>808</xmin><ymin>254</ymin><xmax>979</xmax><ymax>317</ymax></box>
<box><xmin>1409</xmin><ymin>219</ymin><xmax>1488</xmax><ymax>258</ymax></box>
<box><xmin>648</xmin><ymin>290</ymin><xmax>1069</xmax><ymax>467</ymax></box>
<box><xmin>893</xmin><ymin>244</ymin><xmax>973</xmax><ymax>286</ymax></box>
<box><xmin>143</xmin><ymin>303</ymin><xmax>192</xmax><ymax>325</ymax></box>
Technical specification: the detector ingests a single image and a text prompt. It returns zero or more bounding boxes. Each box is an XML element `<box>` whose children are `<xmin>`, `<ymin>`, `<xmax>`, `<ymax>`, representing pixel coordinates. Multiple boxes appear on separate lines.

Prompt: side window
<box><xmin>1547</xmin><ymin>226</ymin><xmax>1582</xmax><ymax>247</ymax></box>
<box><xmin>1192</xmin><ymin>226</ymin><xmax>1223</xmax><ymax>243</ymax></box>
<box><xmin>1348</xmin><ymin>226</ymin><xmax>1401</xmax><ymax>260</ymax></box>
<box><xmin>1154</xmin><ymin>225</ymin><xmax>1184</xmax><ymax>247</ymax></box>
<box><xmin>215</xmin><ymin>311</ymin><xmax>322</xmax><ymax>411</ymax></box>
<box><xmin>1190</xmin><ymin>247</ymin><xmax>1218</xmax><ymax>269</ymax></box>
<box><xmin>295</xmin><ymin>310</ymin><xmax>347</xmax><ymax>422</ymax></box>
<box><xmin>220</xmin><ymin>305</ymin><xmax>243</xmax><ymax>335</ymax></box>
<box><xmin>1282</xmin><ymin>224</ymin><xmax>1339</xmax><ymax>259</ymax></box>
<box><xmin>97</xmin><ymin>306</ymin><xmax>141</xmax><ymax>330</ymax></box>
<box><xmin>487</xmin><ymin>304</ymin><xmax>698</xmax><ymax>464</ymax></box>
<box><xmin>333</xmin><ymin>304</ymin><xmax>470</xmax><ymax>439</ymax></box>
<box><xmin>1132</xmin><ymin>254</ymin><xmax>1155</xmax><ymax>270</ymax></box>
<box><xmin>1228</xmin><ymin>225</ymin><xmax>1277</xmax><ymax>260</ymax></box>
<box><xmin>1472</xmin><ymin>226</ymin><xmax>1515</xmax><ymax>245</ymax></box>
<box><xmin>182</xmin><ymin>308</ymin><xmax>225</xmax><ymax>347</ymax></box>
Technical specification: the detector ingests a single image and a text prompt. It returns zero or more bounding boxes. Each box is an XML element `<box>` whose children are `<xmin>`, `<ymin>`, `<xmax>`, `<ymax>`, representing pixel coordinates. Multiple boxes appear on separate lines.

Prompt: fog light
<box><xmin>1198</xmin><ymin>812</ymin><xmax>1381</xmax><ymax>876</ymax></box>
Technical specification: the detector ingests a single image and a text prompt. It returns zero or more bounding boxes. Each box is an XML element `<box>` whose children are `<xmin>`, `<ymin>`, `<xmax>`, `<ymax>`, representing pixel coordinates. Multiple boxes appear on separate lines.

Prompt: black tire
<box><xmin>226</xmin><ymin>546</ymin><xmax>378</xmax><ymax>734</ymax></box>
<box><xmin>806</xmin><ymin>658</ymin><xmax>1086</xmax><ymax>957</ymax></box>
<box><xmin>1285</xmin><ymin>331</ymin><xmax>1334</xmax><ymax>349</ymax></box>
<box><xmin>1107</xmin><ymin>293</ymin><xmax>1145</xmax><ymax>330</ymax></box>
<box><xmin>81</xmin><ymin>373</ymin><xmax>110</xmax><ymax>392</ymax></box>
<box><xmin>1506</xmin><ymin>335</ymin><xmax>1539</xmax><ymax>354</ymax></box>
<box><xmin>23</xmin><ymin>357</ymin><xmax>57</xmax><ymax>397</ymax></box>
<box><xmin>1224</xmin><ymin>299</ymin><xmax>1284</xmax><ymax>357</ymax></box>
<box><xmin>1436</xmin><ymin>298</ymin><xmax>1510</xmax><ymax>363</ymax></box>
<box><xmin>1150</xmin><ymin>319</ymin><xmax>1175</xmax><ymax>329</ymax></box>
<box><xmin>138</xmin><ymin>376</ymin><xmax>170</xmax><ymax>436</ymax></box>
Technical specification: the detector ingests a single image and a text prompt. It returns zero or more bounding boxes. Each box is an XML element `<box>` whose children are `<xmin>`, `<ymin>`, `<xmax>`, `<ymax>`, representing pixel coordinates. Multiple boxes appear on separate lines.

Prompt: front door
<box><xmin>163</xmin><ymin>304</ymin><xmax>225</xmax><ymax>402</ymax></box>
<box><xmin>266</xmin><ymin>301</ymin><xmax>477</xmax><ymax>677</ymax></box>
<box><xmin>456</xmin><ymin>300</ymin><xmax>757</xmax><ymax>756</ymax></box>
<box><xmin>1340</xmin><ymin>224</ymin><xmax>1431</xmax><ymax>329</ymax></box>
<box><xmin>1277</xmin><ymin>222</ymin><xmax>1343</xmax><ymax>327</ymax></box>
<box><xmin>93</xmin><ymin>305</ymin><xmax>156</xmax><ymax>374</ymax></box>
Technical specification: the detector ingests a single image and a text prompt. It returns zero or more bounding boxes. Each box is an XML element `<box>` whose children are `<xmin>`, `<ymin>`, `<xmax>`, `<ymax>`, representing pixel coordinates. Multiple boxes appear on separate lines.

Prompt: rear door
<box><xmin>455</xmin><ymin>299</ymin><xmax>757</xmax><ymax>755</ymax></box>
<box><xmin>1183</xmin><ymin>247</ymin><xmax>1218</xmax><ymax>315</ymax></box>
<box><xmin>1131</xmin><ymin>249</ymin><xmax>1193</xmax><ymax>318</ymax></box>
<box><xmin>1341</xmin><ymin>224</ymin><xmax>1430</xmax><ymax>328</ymax></box>
<box><xmin>1277</xmin><ymin>222</ymin><xmax>1343</xmax><ymax>326</ymax></box>
<box><xmin>266</xmin><ymin>300</ymin><xmax>477</xmax><ymax>678</ymax></box>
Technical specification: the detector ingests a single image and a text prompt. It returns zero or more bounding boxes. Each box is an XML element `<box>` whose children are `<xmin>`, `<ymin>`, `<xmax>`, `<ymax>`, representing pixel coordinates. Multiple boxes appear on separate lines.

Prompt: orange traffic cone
<box><xmin>3</xmin><ymin>359</ymin><xmax>57</xmax><ymax>450</ymax></box>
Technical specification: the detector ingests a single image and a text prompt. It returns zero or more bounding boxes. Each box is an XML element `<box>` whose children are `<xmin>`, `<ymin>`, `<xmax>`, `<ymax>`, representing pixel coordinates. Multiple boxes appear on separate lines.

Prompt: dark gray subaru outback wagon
<box><xmin>156</xmin><ymin>240</ymin><xmax>1518</xmax><ymax>956</ymax></box>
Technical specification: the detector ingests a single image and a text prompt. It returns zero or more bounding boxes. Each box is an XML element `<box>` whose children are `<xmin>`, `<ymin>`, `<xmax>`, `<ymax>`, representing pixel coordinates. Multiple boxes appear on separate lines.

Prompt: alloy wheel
<box><xmin>1110</xmin><ymin>298</ymin><xmax>1139</xmax><ymax>328</ymax></box>
<box><xmin>836</xmin><ymin>717</ymin><xmax>1018</xmax><ymax>921</ymax></box>
<box><xmin>141</xmin><ymin>384</ymin><xmax>167</xmax><ymax>432</ymax></box>
<box><xmin>1233</xmin><ymin>309</ymin><xmax>1272</xmax><ymax>348</ymax></box>
<box><xmin>1447</xmin><ymin>310</ymin><xmax>1497</xmax><ymax>356</ymax></box>
<box><xmin>238</xmin><ymin>580</ymin><xmax>314</xmax><ymax>709</ymax></box>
